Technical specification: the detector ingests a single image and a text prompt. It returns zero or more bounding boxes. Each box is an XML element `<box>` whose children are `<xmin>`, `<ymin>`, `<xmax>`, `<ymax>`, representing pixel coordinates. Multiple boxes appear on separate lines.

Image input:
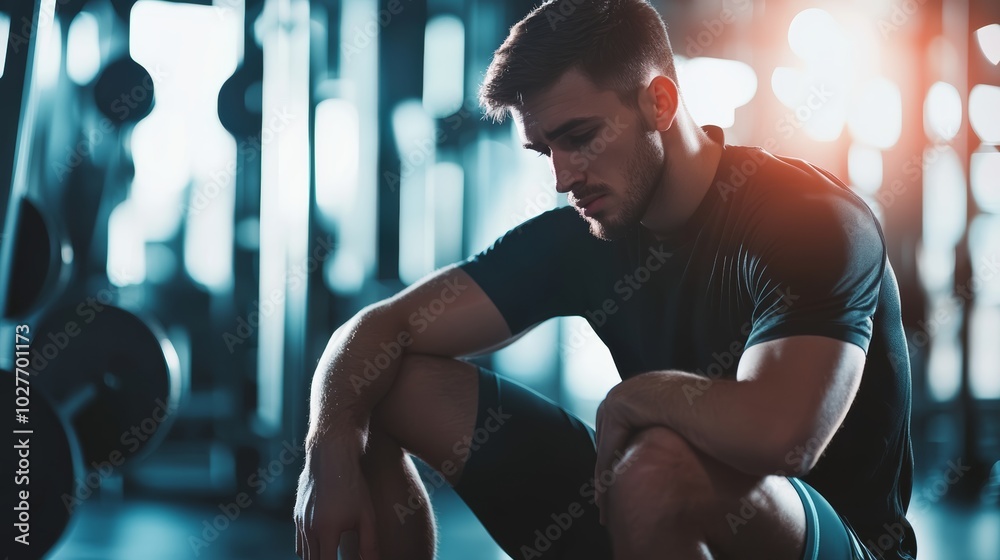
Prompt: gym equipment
<box><xmin>218</xmin><ymin>60</ymin><xmax>264</xmax><ymax>138</ymax></box>
<box><xmin>32</xmin><ymin>304</ymin><xmax>182</xmax><ymax>466</ymax></box>
<box><xmin>12</xmin><ymin>304</ymin><xmax>180</xmax><ymax>559</ymax></box>
<box><xmin>9</xmin><ymin>368</ymin><xmax>81</xmax><ymax>558</ymax></box>
<box><xmin>93</xmin><ymin>57</ymin><xmax>155</xmax><ymax>125</ymax></box>
<box><xmin>6</xmin><ymin>198</ymin><xmax>72</xmax><ymax>318</ymax></box>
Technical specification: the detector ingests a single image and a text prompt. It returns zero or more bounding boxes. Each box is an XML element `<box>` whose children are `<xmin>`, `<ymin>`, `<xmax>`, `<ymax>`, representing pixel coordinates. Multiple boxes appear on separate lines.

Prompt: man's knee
<box><xmin>370</xmin><ymin>353</ymin><xmax>478</xmax><ymax>484</ymax></box>
<box><xmin>606</xmin><ymin>427</ymin><xmax>710</xmax><ymax>520</ymax></box>
<box><xmin>371</xmin><ymin>352</ymin><xmax>445</xmax><ymax>429</ymax></box>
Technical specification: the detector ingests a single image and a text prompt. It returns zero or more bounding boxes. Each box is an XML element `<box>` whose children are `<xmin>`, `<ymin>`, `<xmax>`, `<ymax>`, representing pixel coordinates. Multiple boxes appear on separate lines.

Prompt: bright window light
<box><xmin>422</xmin><ymin>15</ymin><xmax>464</xmax><ymax>119</ymax></box>
<box><xmin>923</xmin><ymin>146</ymin><xmax>967</xmax><ymax>252</ymax></box>
<box><xmin>848</xmin><ymin>143</ymin><xmax>882</xmax><ymax>195</ymax></box>
<box><xmin>561</xmin><ymin>317</ymin><xmax>619</xmax><ymax>415</ymax></box>
<box><xmin>393</xmin><ymin>100</ymin><xmax>435</xmax><ymax>284</ymax></box>
<box><xmin>107</xmin><ymin>201</ymin><xmax>147</xmax><ymax>286</ymax></box>
<box><xmin>494</xmin><ymin>320</ymin><xmax>559</xmax><ymax>386</ymax></box>
<box><xmin>971</xmin><ymin>151</ymin><xmax>1000</xmax><ymax>214</ymax></box>
<box><xmin>34</xmin><ymin>6</ymin><xmax>61</xmax><ymax>90</ymax></box>
<box><xmin>325</xmin><ymin>248</ymin><xmax>365</xmax><ymax>295</ymax></box>
<box><xmin>677</xmin><ymin>57</ymin><xmax>757</xmax><ymax>128</ymax></box>
<box><xmin>923</xmin><ymin>81</ymin><xmax>962</xmax><ymax>142</ymax></box>
<box><xmin>430</xmin><ymin>162</ymin><xmax>464</xmax><ymax>267</ymax></box>
<box><xmin>970</xmin><ymin>214</ymin><xmax>1000</xmax><ymax>305</ymax></box>
<box><xmin>129</xmin><ymin>0</ymin><xmax>240</xmax><ymax>293</ymax></box>
<box><xmin>927</xmin><ymin>319</ymin><xmax>961</xmax><ymax>402</ymax></box>
<box><xmin>971</xmin><ymin>306</ymin><xmax>1000</xmax><ymax>399</ymax></box>
<box><xmin>67</xmin><ymin>11</ymin><xmax>101</xmax><ymax>85</ymax></box>
<box><xmin>848</xmin><ymin>78</ymin><xmax>902</xmax><ymax>149</ymax></box>
<box><xmin>770</xmin><ymin>66</ymin><xmax>845</xmax><ymax>142</ymax></box>
<box><xmin>975</xmin><ymin>23</ymin><xmax>1000</xmax><ymax>65</ymax></box>
<box><xmin>969</xmin><ymin>84</ymin><xmax>1000</xmax><ymax>143</ymax></box>
<box><xmin>787</xmin><ymin>9</ymin><xmax>848</xmax><ymax>68</ymax></box>
<box><xmin>391</xmin><ymin>99</ymin><xmax>434</xmax><ymax>157</ymax></box>
<box><xmin>315</xmin><ymin>98</ymin><xmax>360</xmax><ymax>227</ymax></box>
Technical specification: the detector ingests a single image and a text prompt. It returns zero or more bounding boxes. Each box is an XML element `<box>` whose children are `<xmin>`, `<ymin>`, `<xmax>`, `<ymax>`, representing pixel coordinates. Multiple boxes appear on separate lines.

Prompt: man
<box><xmin>294</xmin><ymin>0</ymin><xmax>916</xmax><ymax>558</ymax></box>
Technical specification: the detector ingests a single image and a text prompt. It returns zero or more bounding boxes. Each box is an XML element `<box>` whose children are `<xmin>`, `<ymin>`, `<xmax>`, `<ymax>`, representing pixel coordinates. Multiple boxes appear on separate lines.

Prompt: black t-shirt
<box><xmin>459</xmin><ymin>126</ymin><xmax>916</xmax><ymax>558</ymax></box>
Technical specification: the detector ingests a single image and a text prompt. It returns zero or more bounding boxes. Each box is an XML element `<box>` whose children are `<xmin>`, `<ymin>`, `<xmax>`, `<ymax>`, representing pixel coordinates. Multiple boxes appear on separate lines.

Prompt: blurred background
<box><xmin>0</xmin><ymin>0</ymin><xmax>998</xmax><ymax>558</ymax></box>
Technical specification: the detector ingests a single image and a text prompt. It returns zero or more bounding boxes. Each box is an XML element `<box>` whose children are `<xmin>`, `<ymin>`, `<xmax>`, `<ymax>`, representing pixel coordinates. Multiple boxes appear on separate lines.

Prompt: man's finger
<box><xmin>359</xmin><ymin>502</ymin><xmax>381</xmax><ymax>560</ymax></box>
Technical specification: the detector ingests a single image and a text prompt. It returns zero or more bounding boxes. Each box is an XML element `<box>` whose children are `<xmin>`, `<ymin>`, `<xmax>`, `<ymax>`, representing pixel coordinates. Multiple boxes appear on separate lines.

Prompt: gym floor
<box><xmin>45</xmin><ymin>472</ymin><xmax>1000</xmax><ymax>560</ymax></box>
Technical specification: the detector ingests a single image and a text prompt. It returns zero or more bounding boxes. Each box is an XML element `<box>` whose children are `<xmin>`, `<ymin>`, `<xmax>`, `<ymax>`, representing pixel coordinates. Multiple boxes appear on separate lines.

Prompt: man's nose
<box><xmin>552</xmin><ymin>150</ymin><xmax>585</xmax><ymax>194</ymax></box>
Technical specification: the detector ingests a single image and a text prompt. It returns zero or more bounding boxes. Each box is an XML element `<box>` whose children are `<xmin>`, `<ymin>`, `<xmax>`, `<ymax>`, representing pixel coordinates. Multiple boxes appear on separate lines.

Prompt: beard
<box><xmin>582</xmin><ymin>130</ymin><xmax>665</xmax><ymax>241</ymax></box>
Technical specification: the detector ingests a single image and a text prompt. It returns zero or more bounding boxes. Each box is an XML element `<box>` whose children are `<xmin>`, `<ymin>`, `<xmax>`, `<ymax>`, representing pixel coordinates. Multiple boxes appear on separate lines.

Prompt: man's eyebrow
<box><xmin>521</xmin><ymin>116</ymin><xmax>602</xmax><ymax>151</ymax></box>
<box><xmin>543</xmin><ymin>116</ymin><xmax>601</xmax><ymax>141</ymax></box>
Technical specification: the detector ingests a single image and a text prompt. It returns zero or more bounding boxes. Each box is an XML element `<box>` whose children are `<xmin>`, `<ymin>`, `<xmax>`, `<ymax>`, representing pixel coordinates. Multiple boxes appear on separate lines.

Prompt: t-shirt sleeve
<box><xmin>458</xmin><ymin>206</ymin><xmax>590</xmax><ymax>336</ymax></box>
<box><xmin>744</xmin><ymin>189</ymin><xmax>885</xmax><ymax>354</ymax></box>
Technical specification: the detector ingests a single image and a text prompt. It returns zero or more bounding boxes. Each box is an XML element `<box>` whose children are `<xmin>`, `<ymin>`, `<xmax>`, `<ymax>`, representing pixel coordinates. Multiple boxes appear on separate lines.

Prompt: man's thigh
<box><xmin>451</xmin><ymin>366</ymin><xmax>613</xmax><ymax>559</ymax></box>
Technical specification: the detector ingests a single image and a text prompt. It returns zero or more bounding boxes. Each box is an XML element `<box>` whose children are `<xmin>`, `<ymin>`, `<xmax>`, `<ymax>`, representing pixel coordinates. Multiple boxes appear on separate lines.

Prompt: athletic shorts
<box><xmin>451</xmin><ymin>366</ymin><xmax>877</xmax><ymax>560</ymax></box>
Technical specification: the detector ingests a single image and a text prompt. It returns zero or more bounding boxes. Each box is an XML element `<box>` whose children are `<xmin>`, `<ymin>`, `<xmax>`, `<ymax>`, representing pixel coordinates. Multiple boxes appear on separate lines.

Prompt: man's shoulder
<box><xmin>510</xmin><ymin>205</ymin><xmax>595</xmax><ymax>242</ymax></box>
<box><xmin>726</xmin><ymin>146</ymin><xmax>881</xmax><ymax>237</ymax></box>
<box><xmin>467</xmin><ymin>205</ymin><xmax>608</xmax><ymax>264</ymax></box>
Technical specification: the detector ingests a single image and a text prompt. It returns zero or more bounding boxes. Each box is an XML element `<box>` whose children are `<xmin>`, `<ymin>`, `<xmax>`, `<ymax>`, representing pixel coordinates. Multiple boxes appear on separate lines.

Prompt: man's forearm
<box><xmin>305</xmin><ymin>304</ymin><xmax>409</xmax><ymax>450</ymax></box>
<box><xmin>610</xmin><ymin>370</ymin><xmax>806</xmax><ymax>476</ymax></box>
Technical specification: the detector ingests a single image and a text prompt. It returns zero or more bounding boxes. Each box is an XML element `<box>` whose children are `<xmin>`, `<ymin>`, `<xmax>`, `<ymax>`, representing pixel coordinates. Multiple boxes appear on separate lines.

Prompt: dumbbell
<box><xmin>31</xmin><ymin>304</ymin><xmax>181</xmax><ymax>466</ymax></box>
<box><xmin>15</xmin><ymin>303</ymin><xmax>181</xmax><ymax>559</ymax></box>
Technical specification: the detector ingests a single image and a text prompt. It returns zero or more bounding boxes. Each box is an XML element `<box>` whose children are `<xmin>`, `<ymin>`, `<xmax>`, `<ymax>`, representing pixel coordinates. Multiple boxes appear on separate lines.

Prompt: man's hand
<box><xmin>294</xmin><ymin>441</ymin><xmax>380</xmax><ymax>560</ymax></box>
<box><xmin>593</xmin><ymin>374</ymin><xmax>651</xmax><ymax>526</ymax></box>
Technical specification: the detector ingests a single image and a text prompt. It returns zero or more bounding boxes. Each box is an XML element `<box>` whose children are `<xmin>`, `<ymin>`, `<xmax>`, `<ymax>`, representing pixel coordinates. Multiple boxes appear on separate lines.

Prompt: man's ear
<box><xmin>638</xmin><ymin>75</ymin><xmax>679</xmax><ymax>132</ymax></box>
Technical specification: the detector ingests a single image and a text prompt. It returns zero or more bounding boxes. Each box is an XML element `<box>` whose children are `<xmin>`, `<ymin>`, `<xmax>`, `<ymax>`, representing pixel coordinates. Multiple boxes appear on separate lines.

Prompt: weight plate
<box><xmin>31</xmin><ymin>305</ymin><xmax>181</xmax><ymax>468</ymax></box>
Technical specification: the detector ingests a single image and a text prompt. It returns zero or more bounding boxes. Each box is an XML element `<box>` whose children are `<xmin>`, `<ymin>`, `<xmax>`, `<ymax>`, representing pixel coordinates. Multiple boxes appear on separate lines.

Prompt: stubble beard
<box><xmin>586</xmin><ymin>131</ymin><xmax>665</xmax><ymax>241</ymax></box>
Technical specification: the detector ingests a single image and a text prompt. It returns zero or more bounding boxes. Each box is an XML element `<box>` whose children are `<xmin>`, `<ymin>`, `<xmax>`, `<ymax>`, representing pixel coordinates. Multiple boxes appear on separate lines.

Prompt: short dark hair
<box><xmin>479</xmin><ymin>0</ymin><xmax>678</xmax><ymax>123</ymax></box>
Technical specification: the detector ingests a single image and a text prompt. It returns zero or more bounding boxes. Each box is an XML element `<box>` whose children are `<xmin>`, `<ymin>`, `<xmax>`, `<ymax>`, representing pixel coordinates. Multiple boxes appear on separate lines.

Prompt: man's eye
<box><xmin>567</xmin><ymin>130</ymin><xmax>596</xmax><ymax>147</ymax></box>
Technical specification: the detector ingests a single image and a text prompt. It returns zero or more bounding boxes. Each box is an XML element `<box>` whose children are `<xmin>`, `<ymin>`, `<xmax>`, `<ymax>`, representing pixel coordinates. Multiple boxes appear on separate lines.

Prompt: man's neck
<box><xmin>641</xmin><ymin>113</ymin><xmax>723</xmax><ymax>239</ymax></box>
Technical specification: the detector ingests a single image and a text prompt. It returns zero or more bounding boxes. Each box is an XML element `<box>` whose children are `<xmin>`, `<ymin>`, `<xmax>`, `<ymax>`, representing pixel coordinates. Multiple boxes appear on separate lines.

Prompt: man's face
<box><xmin>511</xmin><ymin>68</ymin><xmax>665</xmax><ymax>240</ymax></box>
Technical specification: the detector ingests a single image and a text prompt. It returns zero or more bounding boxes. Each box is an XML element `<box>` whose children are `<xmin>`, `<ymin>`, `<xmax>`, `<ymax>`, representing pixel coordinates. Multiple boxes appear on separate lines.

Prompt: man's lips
<box><xmin>575</xmin><ymin>193</ymin><xmax>606</xmax><ymax>210</ymax></box>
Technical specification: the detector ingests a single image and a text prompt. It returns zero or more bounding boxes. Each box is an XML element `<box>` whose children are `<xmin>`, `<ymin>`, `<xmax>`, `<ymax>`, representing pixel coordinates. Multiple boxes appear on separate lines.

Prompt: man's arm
<box><xmin>594</xmin><ymin>335</ymin><xmax>866</xmax><ymax>490</ymax></box>
<box><xmin>306</xmin><ymin>264</ymin><xmax>514</xmax><ymax>450</ymax></box>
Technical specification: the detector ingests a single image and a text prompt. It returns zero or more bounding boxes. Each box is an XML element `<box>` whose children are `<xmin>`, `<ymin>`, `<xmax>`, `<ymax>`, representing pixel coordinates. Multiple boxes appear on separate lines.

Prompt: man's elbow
<box><xmin>766</xmin><ymin>428</ymin><xmax>829</xmax><ymax>478</ymax></box>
